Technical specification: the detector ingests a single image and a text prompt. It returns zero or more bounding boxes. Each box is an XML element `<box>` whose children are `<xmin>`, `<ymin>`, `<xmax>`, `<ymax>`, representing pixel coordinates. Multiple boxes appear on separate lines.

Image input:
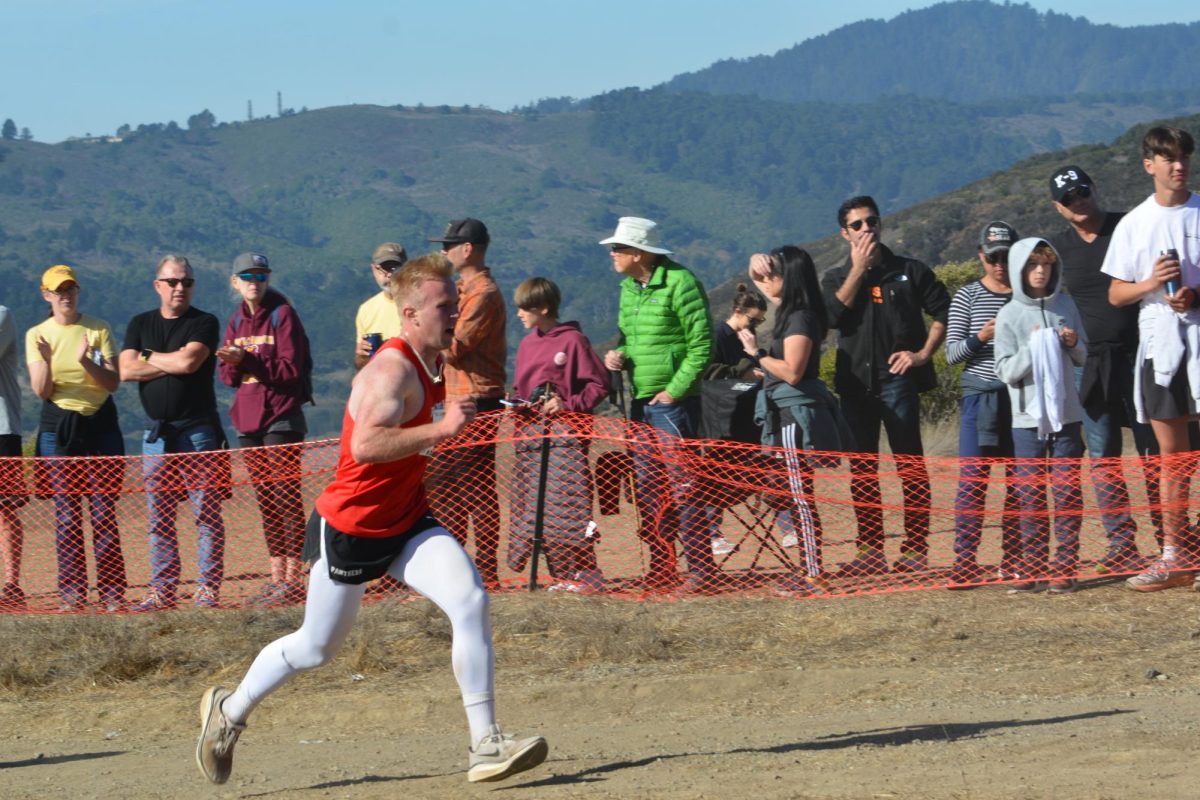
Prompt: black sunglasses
<box><xmin>610</xmin><ymin>244</ymin><xmax>636</xmax><ymax>253</ymax></box>
<box><xmin>846</xmin><ymin>215</ymin><xmax>881</xmax><ymax>232</ymax></box>
<box><xmin>984</xmin><ymin>251</ymin><xmax>1009</xmax><ymax>265</ymax></box>
<box><xmin>157</xmin><ymin>277</ymin><xmax>195</xmax><ymax>288</ymax></box>
<box><xmin>376</xmin><ymin>261</ymin><xmax>404</xmax><ymax>274</ymax></box>
<box><xmin>1059</xmin><ymin>186</ymin><xmax>1092</xmax><ymax>208</ymax></box>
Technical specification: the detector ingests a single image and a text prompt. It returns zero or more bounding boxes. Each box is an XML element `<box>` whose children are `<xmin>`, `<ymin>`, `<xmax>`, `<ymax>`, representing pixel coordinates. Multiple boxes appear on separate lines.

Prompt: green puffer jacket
<box><xmin>615</xmin><ymin>259</ymin><xmax>713</xmax><ymax>400</ymax></box>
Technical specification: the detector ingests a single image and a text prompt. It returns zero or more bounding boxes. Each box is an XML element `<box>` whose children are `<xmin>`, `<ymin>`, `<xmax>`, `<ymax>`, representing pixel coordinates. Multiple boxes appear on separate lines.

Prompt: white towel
<box><xmin>1029</xmin><ymin>326</ymin><xmax>1063</xmax><ymax>438</ymax></box>
<box><xmin>1133</xmin><ymin>306</ymin><xmax>1200</xmax><ymax>423</ymax></box>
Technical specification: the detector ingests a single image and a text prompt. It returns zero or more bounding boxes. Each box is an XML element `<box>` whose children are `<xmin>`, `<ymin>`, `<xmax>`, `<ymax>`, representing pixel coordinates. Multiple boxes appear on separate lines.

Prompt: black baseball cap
<box><xmin>429</xmin><ymin>218</ymin><xmax>490</xmax><ymax>246</ymax></box>
<box><xmin>979</xmin><ymin>221</ymin><xmax>1018</xmax><ymax>256</ymax></box>
<box><xmin>1049</xmin><ymin>165</ymin><xmax>1093</xmax><ymax>203</ymax></box>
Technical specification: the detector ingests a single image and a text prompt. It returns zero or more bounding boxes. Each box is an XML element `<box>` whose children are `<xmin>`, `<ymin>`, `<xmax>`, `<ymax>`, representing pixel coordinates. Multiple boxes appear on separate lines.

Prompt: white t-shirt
<box><xmin>1101</xmin><ymin>191</ymin><xmax>1200</xmax><ymax>339</ymax></box>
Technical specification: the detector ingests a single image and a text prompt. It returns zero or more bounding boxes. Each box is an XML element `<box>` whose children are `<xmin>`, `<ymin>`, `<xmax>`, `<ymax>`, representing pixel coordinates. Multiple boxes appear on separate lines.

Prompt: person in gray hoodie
<box><xmin>994</xmin><ymin>238</ymin><xmax>1088</xmax><ymax>594</ymax></box>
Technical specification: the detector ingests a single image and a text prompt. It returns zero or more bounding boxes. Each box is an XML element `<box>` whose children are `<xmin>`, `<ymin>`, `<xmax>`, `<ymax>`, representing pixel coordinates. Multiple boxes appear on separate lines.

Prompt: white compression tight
<box><xmin>222</xmin><ymin>524</ymin><xmax>496</xmax><ymax>742</ymax></box>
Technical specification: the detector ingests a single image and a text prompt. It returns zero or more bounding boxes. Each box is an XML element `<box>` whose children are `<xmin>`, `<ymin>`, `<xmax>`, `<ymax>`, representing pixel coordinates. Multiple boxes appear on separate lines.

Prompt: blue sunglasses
<box><xmin>236</xmin><ymin>271</ymin><xmax>270</xmax><ymax>282</ymax></box>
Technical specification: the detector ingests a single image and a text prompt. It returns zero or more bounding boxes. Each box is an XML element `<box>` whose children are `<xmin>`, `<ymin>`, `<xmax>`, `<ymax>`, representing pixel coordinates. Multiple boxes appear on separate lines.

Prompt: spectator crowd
<box><xmin>0</xmin><ymin>125</ymin><xmax>1198</xmax><ymax>608</ymax></box>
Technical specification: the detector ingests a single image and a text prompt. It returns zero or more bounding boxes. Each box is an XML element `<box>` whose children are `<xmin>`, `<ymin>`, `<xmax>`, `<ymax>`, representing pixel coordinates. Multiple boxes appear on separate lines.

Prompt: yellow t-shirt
<box><xmin>25</xmin><ymin>314</ymin><xmax>117</xmax><ymax>415</ymax></box>
<box><xmin>354</xmin><ymin>291</ymin><xmax>402</xmax><ymax>343</ymax></box>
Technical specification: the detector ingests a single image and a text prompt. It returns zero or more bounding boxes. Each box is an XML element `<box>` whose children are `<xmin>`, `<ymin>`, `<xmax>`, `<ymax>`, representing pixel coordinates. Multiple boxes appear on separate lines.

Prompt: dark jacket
<box><xmin>218</xmin><ymin>288</ymin><xmax>309</xmax><ymax>435</ymax></box>
<box><xmin>822</xmin><ymin>244</ymin><xmax>950</xmax><ymax>396</ymax></box>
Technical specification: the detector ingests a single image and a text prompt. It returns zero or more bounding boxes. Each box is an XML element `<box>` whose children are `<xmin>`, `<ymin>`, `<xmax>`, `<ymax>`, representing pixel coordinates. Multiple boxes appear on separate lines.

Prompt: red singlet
<box><xmin>315</xmin><ymin>337</ymin><xmax>445</xmax><ymax>537</ymax></box>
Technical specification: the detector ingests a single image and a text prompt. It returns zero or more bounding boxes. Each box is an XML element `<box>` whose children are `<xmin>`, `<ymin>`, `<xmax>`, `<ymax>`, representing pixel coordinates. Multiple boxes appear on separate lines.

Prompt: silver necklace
<box><xmin>402</xmin><ymin>335</ymin><xmax>443</xmax><ymax>384</ymax></box>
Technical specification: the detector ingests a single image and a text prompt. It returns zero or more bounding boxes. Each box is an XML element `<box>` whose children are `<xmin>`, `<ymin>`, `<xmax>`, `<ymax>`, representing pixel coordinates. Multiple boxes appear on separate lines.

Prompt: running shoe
<box><xmin>193</xmin><ymin>585</ymin><xmax>220</xmax><ymax>609</ymax></box>
<box><xmin>468</xmin><ymin>725</ymin><xmax>548</xmax><ymax>783</ymax></box>
<box><xmin>1047</xmin><ymin>578</ymin><xmax>1078</xmax><ymax>595</ymax></box>
<box><xmin>1125</xmin><ymin>560</ymin><xmax>1193</xmax><ymax>592</ymax></box>
<box><xmin>130</xmin><ymin>588</ymin><xmax>176</xmax><ymax>613</ymax></box>
<box><xmin>196</xmin><ymin>687</ymin><xmax>245</xmax><ymax>784</ymax></box>
<box><xmin>1006</xmin><ymin>581</ymin><xmax>1046</xmax><ymax>595</ymax></box>
<box><xmin>780</xmin><ymin>533</ymin><xmax>799</xmax><ymax>549</ymax></box>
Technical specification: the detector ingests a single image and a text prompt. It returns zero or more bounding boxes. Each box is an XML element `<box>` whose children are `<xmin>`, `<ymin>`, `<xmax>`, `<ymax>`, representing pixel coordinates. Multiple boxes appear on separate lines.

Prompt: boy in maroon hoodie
<box><xmin>507</xmin><ymin>278</ymin><xmax>610</xmax><ymax>591</ymax></box>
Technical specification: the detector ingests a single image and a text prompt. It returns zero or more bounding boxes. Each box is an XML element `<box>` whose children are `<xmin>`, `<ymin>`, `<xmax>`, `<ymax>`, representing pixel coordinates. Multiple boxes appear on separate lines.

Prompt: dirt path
<box><xmin>2</xmin><ymin>589</ymin><xmax>1199</xmax><ymax>799</ymax></box>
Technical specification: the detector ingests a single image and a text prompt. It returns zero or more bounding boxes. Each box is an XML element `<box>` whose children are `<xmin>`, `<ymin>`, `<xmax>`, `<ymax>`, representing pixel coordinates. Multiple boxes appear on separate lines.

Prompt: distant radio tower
<box><xmin>277</xmin><ymin>91</ymin><xmax>283</xmax><ymax>116</ymax></box>
<box><xmin>247</xmin><ymin>100</ymin><xmax>253</xmax><ymax>121</ymax></box>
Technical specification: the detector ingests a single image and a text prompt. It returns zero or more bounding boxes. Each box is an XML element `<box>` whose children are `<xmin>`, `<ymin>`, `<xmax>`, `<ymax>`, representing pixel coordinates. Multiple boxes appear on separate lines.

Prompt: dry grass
<box><xmin>3</xmin><ymin>587</ymin><xmax>1200</xmax><ymax>701</ymax></box>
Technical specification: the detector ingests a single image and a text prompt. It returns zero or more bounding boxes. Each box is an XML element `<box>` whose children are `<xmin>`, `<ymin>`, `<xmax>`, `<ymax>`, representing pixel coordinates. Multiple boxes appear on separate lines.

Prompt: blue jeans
<box><xmin>952</xmin><ymin>393</ymin><xmax>1019</xmax><ymax>569</ymax></box>
<box><xmin>630</xmin><ymin>396</ymin><xmax>717</xmax><ymax>579</ymax></box>
<box><xmin>1074</xmin><ymin>366</ymin><xmax>1162</xmax><ymax>549</ymax></box>
<box><xmin>38</xmin><ymin>428</ymin><xmax>128</xmax><ymax>603</ymax></box>
<box><xmin>142</xmin><ymin>423</ymin><xmax>226</xmax><ymax>595</ymax></box>
<box><xmin>840</xmin><ymin>375</ymin><xmax>931</xmax><ymax>556</ymax></box>
<box><xmin>1011</xmin><ymin>424</ymin><xmax>1084</xmax><ymax>577</ymax></box>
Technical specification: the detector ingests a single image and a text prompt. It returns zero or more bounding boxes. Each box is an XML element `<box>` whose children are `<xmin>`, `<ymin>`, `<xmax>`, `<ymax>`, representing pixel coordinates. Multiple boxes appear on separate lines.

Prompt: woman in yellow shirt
<box><xmin>26</xmin><ymin>265</ymin><xmax>127</xmax><ymax>612</ymax></box>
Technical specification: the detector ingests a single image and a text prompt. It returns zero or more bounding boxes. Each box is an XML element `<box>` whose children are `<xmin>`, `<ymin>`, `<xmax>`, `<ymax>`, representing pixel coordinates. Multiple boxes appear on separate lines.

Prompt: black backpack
<box><xmin>698</xmin><ymin>378</ymin><xmax>762</xmax><ymax>444</ymax></box>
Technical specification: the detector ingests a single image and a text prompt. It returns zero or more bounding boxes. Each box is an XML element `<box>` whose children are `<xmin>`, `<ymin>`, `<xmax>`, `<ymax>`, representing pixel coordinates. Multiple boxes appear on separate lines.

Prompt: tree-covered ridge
<box><xmin>588</xmin><ymin>89</ymin><xmax>1035</xmax><ymax>237</ymax></box>
<box><xmin>664</xmin><ymin>1</ymin><xmax>1200</xmax><ymax>105</ymax></box>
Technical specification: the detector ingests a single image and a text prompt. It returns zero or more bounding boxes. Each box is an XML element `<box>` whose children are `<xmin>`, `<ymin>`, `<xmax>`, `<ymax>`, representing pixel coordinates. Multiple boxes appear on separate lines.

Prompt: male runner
<box><xmin>196</xmin><ymin>253</ymin><xmax>547</xmax><ymax>784</ymax></box>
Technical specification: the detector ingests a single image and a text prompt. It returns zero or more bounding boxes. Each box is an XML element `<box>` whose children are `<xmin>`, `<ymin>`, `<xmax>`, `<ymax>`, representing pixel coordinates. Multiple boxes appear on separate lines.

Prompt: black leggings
<box><xmin>239</xmin><ymin>431</ymin><xmax>306</xmax><ymax>560</ymax></box>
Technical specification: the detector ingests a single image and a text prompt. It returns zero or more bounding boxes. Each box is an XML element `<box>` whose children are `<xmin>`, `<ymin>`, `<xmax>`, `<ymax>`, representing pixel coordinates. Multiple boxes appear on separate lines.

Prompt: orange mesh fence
<box><xmin>0</xmin><ymin>410</ymin><xmax>1183</xmax><ymax>612</ymax></box>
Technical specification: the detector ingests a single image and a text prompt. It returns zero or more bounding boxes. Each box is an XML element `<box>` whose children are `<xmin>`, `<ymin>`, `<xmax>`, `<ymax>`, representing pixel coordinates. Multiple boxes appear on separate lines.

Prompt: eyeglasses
<box><xmin>47</xmin><ymin>284</ymin><xmax>79</xmax><ymax>296</ymax></box>
<box><xmin>156</xmin><ymin>277</ymin><xmax>196</xmax><ymax>288</ymax></box>
<box><xmin>984</xmin><ymin>251</ymin><xmax>1009</xmax><ymax>265</ymax></box>
<box><xmin>236</xmin><ymin>271</ymin><xmax>270</xmax><ymax>282</ymax></box>
<box><xmin>1059</xmin><ymin>186</ymin><xmax>1092</xmax><ymax>208</ymax></box>
<box><xmin>376</xmin><ymin>261</ymin><xmax>404</xmax><ymax>274</ymax></box>
<box><xmin>610</xmin><ymin>244</ymin><xmax>636</xmax><ymax>254</ymax></box>
<box><xmin>846</xmin><ymin>215</ymin><xmax>881</xmax><ymax>232</ymax></box>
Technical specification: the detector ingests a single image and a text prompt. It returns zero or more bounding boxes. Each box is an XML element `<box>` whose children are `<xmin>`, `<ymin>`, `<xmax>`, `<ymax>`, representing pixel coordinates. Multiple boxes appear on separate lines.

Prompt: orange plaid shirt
<box><xmin>443</xmin><ymin>267</ymin><xmax>507</xmax><ymax>400</ymax></box>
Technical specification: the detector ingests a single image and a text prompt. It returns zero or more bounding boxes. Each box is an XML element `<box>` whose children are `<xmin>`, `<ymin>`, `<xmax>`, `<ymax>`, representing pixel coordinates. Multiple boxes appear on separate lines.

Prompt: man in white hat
<box><xmin>600</xmin><ymin>216</ymin><xmax>720</xmax><ymax>594</ymax></box>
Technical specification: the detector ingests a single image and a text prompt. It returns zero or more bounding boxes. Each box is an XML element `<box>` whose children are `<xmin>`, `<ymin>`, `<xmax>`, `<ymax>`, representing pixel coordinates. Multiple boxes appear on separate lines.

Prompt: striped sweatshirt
<box><xmin>945</xmin><ymin>280</ymin><xmax>1012</xmax><ymax>381</ymax></box>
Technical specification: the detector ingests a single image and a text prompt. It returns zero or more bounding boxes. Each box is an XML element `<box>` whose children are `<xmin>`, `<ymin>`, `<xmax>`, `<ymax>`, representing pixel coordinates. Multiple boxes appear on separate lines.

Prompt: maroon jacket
<box><xmin>219</xmin><ymin>288</ymin><xmax>309</xmax><ymax>435</ymax></box>
<box><xmin>512</xmin><ymin>321</ymin><xmax>610</xmax><ymax>411</ymax></box>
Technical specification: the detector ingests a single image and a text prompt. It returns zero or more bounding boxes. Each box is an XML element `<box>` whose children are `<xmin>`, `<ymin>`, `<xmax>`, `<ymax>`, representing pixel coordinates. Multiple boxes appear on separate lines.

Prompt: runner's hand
<box><xmin>441</xmin><ymin>398</ymin><xmax>477</xmax><ymax>438</ymax></box>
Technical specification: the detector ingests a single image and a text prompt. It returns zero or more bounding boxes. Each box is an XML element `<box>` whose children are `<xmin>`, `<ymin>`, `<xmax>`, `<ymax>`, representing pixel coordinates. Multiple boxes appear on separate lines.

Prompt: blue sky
<box><xmin>2</xmin><ymin>0</ymin><xmax>1195</xmax><ymax>143</ymax></box>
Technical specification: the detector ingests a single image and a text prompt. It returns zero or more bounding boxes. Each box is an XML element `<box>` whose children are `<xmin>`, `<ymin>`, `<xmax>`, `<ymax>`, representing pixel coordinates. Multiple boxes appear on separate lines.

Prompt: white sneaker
<box><xmin>781</xmin><ymin>533</ymin><xmax>799</xmax><ymax>549</ymax></box>
<box><xmin>467</xmin><ymin>724</ymin><xmax>548</xmax><ymax>783</ymax></box>
<box><xmin>1125</xmin><ymin>559</ymin><xmax>1193</xmax><ymax>592</ymax></box>
<box><xmin>711</xmin><ymin>536</ymin><xmax>736</xmax><ymax>556</ymax></box>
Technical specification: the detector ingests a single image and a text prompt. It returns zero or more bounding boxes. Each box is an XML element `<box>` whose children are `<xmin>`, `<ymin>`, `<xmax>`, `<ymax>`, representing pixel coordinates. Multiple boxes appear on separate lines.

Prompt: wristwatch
<box><xmin>139</xmin><ymin>348</ymin><xmax>152</xmax><ymax>362</ymax></box>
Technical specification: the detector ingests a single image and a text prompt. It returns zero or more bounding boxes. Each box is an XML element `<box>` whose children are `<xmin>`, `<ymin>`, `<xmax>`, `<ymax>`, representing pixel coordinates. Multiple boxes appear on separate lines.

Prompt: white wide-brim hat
<box><xmin>598</xmin><ymin>216</ymin><xmax>673</xmax><ymax>255</ymax></box>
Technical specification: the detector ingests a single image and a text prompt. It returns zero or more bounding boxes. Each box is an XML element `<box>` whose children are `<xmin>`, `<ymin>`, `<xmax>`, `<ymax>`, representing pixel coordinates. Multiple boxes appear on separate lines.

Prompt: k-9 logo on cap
<box><xmin>1054</xmin><ymin>169</ymin><xmax>1079</xmax><ymax>189</ymax></box>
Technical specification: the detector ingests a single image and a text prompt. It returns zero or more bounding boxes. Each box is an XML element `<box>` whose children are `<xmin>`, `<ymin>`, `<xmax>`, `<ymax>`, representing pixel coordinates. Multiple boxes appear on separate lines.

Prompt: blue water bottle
<box><xmin>1163</xmin><ymin>248</ymin><xmax>1180</xmax><ymax>296</ymax></box>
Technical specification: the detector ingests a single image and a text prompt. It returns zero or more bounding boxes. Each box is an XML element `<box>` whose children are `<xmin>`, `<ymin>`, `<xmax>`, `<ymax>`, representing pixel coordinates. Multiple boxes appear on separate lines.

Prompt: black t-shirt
<box><xmin>713</xmin><ymin>321</ymin><xmax>745</xmax><ymax>367</ymax></box>
<box><xmin>764</xmin><ymin>309</ymin><xmax>821</xmax><ymax>393</ymax></box>
<box><xmin>123</xmin><ymin>306</ymin><xmax>219</xmax><ymax>426</ymax></box>
<box><xmin>1051</xmin><ymin>211</ymin><xmax>1138</xmax><ymax>350</ymax></box>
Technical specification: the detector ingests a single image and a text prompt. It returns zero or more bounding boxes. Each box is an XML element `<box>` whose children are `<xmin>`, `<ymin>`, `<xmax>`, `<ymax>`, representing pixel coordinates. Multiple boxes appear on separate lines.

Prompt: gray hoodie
<box><xmin>993</xmin><ymin>237</ymin><xmax>1088</xmax><ymax>430</ymax></box>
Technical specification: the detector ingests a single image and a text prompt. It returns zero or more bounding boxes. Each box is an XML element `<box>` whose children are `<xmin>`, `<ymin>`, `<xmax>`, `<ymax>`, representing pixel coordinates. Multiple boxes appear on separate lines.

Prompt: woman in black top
<box><xmin>748</xmin><ymin>246</ymin><xmax>844</xmax><ymax>595</ymax></box>
<box><xmin>712</xmin><ymin>284</ymin><xmax>767</xmax><ymax>377</ymax></box>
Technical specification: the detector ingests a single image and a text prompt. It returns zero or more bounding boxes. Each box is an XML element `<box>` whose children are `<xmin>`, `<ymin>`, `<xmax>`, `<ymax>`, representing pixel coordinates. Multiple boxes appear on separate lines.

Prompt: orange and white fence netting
<box><xmin>0</xmin><ymin>410</ymin><xmax>1180</xmax><ymax>612</ymax></box>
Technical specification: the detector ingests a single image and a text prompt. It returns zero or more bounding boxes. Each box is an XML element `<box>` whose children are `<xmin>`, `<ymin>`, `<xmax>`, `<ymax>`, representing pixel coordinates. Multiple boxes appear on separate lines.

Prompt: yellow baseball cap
<box><xmin>41</xmin><ymin>265</ymin><xmax>79</xmax><ymax>291</ymax></box>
